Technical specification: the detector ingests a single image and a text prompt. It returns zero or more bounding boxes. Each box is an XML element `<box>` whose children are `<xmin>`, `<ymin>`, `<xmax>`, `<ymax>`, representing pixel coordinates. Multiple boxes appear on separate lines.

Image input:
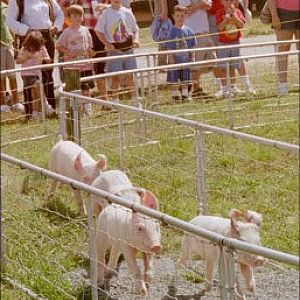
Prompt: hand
<box><xmin>49</xmin><ymin>26</ymin><xmax>57</xmax><ymax>36</ymax></box>
<box><xmin>160</xmin><ymin>10</ymin><xmax>168</xmax><ymax>21</ymax></box>
<box><xmin>272</xmin><ymin>16</ymin><xmax>281</xmax><ymax>30</ymax></box>
<box><xmin>88</xmin><ymin>49</ymin><xmax>97</xmax><ymax>57</ymax></box>
<box><xmin>105</xmin><ymin>43</ymin><xmax>115</xmax><ymax>51</ymax></box>
<box><xmin>168</xmin><ymin>56</ymin><xmax>175</xmax><ymax>65</ymax></box>
<box><xmin>133</xmin><ymin>42</ymin><xmax>140</xmax><ymax>48</ymax></box>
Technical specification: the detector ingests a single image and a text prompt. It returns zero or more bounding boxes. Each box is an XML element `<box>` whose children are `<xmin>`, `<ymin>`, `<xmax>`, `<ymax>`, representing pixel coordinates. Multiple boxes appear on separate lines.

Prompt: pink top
<box><xmin>56</xmin><ymin>25</ymin><xmax>93</xmax><ymax>71</ymax></box>
<box><xmin>19</xmin><ymin>46</ymin><xmax>50</xmax><ymax>77</ymax></box>
<box><xmin>277</xmin><ymin>0</ymin><xmax>300</xmax><ymax>11</ymax></box>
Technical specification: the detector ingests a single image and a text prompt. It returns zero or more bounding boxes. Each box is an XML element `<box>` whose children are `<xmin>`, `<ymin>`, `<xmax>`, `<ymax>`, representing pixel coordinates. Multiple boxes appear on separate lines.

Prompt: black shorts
<box><xmin>278</xmin><ymin>8</ymin><xmax>300</xmax><ymax>30</ymax></box>
<box><xmin>80</xmin><ymin>70</ymin><xmax>95</xmax><ymax>91</ymax></box>
<box><xmin>89</xmin><ymin>29</ymin><xmax>106</xmax><ymax>74</ymax></box>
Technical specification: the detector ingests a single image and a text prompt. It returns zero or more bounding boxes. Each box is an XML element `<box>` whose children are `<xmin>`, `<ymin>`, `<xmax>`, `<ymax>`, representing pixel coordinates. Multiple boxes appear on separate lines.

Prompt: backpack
<box><xmin>151</xmin><ymin>16</ymin><xmax>173</xmax><ymax>42</ymax></box>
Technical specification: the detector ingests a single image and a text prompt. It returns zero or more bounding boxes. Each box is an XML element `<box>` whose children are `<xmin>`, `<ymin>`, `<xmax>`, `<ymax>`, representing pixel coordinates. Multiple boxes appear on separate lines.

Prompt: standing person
<box><xmin>95</xmin><ymin>0</ymin><xmax>139</xmax><ymax>104</ymax></box>
<box><xmin>16</xmin><ymin>31</ymin><xmax>51</xmax><ymax>119</ymax></box>
<box><xmin>268</xmin><ymin>0</ymin><xmax>300</xmax><ymax>96</ymax></box>
<box><xmin>215</xmin><ymin>0</ymin><xmax>245</xmax><ymax>96</ymax></box>
<box><xmin>6</xmin><ymin>0</ymin><xmax>63</xmax><ymax>112</ymax></box>
<box><xmin>179</xmin><ymin>0</ymin><xmax>215</xmax><ymax>99</ymax></box>
<box><xmin>153</xmin><ymin>0</ymin><xmax>176</xmax><ymax>66</ymax></box>
<box><xmin>165</xmin><ymin>5</ymin><xmax>196</xmax><ymax>102</ymax></box>
<box><xmin>0</xmin><ymin>0</ymin><xmax>24</xmax><ymax>113</ymax></box>
<box><xmin>56</xmin><ymin>4</ymin><xmax>95</xmax><ymax>116</ymax></box>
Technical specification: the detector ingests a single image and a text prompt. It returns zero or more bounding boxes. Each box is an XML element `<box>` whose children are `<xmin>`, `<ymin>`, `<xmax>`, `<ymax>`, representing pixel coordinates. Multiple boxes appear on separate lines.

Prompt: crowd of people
<box><xmin>0</xmin><ymin>0</ymin><xmax>299</xmax><ymax>117</ymax></box>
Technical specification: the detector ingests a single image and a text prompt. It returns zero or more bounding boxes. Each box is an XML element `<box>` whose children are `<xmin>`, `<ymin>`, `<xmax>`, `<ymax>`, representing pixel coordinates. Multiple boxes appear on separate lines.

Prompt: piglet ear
<box><xmin>74</xmin><ymin>152</ymin><xmax>83</xmax><ymax>173</ymax></box>
<box><xmin>244</xmin><ymin>210</ymin><xmax>262</xmax><ymax>227</ymax></box>
<box><xmin>230</xmin><ymin>217</ymin><xmax>240</xmax><ymax>238</ymax></box>
<box><xmin>96</xmin><ymin>154</ymin><xmax>107</xmax><ymax>171</ymax></box>
<box><xmin>137</xmin><ymin>189</ymin><xmax>159</xmax><ymax>210</ymax></box>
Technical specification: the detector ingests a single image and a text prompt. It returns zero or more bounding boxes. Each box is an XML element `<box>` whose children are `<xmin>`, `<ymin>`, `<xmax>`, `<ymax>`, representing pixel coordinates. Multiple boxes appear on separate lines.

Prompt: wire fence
<box><xmin>1</xmin><ymin>153</ymin><xmax>299</xmax><ymax>300</ymax></box>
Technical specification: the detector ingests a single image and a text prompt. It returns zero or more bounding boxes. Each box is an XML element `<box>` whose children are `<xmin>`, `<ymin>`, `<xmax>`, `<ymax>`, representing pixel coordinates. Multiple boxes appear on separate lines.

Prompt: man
<box><xmin>7</xmin><ymin>0</ymin><xmax>64</xmax><ymax>111</ymax></box>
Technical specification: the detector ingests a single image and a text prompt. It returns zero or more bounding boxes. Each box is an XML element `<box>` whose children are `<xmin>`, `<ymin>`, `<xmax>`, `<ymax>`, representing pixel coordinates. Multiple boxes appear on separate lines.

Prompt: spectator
<box><xmin>165</xmin><ymin>5</ymin><xmax>196</xmax><ymax>102</ymax></box>
<box><xmin>179</xmin><ymin>0</ymin><xmax>215</xmax><ymax>99</ymax></box>
<box><xmin>56</xmin><ymin>4</ymin><xmax>95</xmax><ymax>116</ymax></box>
<box><xmin>215</xmin><ymin>0</ymin><xmax>245</xmax><ymax>96</ymax></box>
<box><xmin>268</xmin><ymin>0</ymin><xmax>300</xmax><ymax>96</ymax></box>
<box><xmin>0</xmin><ymin>0</ymin><xmax>24</xmax><ymax>113</ymax></box>
<box><xmin>16</xmin><ymin>31</ymin><xmax>51</xmax><ymax>119</ymax></box>
<box><xmin>235</xmin><ymin>0</ymin><xmax>256</xmax><ymax>94</ymax></box>
<box><xmin>153</xmin><ymin>0</ymin><xmax>176</xmax><ymax>66</ymax></box>
<box><xmin>208</xmin><ymin>0</ymin><xmax>224</xmax><ymax>96</ymax></box>
<box><xmin>95</xmin><ymin>0</ymin><xmax>139</xmax><ymax>104</ymax></box>
<box><xmin>6</xmin><ymin>0</ymin><xmax>63</xmax><ymax>113</ymax></box>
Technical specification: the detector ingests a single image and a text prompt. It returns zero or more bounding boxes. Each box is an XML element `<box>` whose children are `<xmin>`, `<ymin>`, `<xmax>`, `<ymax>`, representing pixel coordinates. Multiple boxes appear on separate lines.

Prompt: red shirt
<box><xmin>209</xmin><ymin>0</ymin><xmax>223</xmax><ymax>15</ymax></box>
<box><xmin>216</xmin><ymin>7</ymin><xmax>245</xmax><ymax>43</ymax></box>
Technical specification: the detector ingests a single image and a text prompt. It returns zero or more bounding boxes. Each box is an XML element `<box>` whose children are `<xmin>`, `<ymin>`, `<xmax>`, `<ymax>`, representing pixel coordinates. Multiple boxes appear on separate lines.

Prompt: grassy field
<box><xmin>1</xmin><ymin>87</ymin><xmax>299</xmax><ymax>298</ymax></box>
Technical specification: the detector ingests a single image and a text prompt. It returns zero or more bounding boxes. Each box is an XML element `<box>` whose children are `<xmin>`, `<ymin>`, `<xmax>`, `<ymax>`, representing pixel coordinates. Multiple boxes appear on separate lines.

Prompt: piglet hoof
<box><xmin>144</xmin><ymin>272</ymin><xmax>153</xmax><ymax>286</ymax></box>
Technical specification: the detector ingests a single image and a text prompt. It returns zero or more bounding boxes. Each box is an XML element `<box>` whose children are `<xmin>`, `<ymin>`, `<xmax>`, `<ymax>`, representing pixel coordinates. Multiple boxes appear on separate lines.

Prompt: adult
<box><xmin>179</xmin><ymin>0</ymin><xmax>215</xmax><ymax>98</ymax></box>
<box><xmin>6</xmin><ymin>0</ymin><xmax>64</xmax><ymax>111</ymax></box>
<box><xmin>1</xmin><ymin>0</ymin><xmax>24</xmax><ymax>113</ymax></box>
<box><xmin>153</xmin><ymin>0</ymin><xmax>176</xmax><ymax>65</ymax></box>
<box><xmin>268</xmin><ymin>0</ymin><xmax>300</xmax><ymax>96</ymax></box>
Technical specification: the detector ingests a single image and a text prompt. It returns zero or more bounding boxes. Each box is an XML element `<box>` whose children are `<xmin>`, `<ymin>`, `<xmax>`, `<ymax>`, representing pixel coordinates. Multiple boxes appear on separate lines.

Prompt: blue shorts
<box><xmin>106</xmin><ymin>49</ymin><xmax>137</xmax><ymax>73</ymax></box>
<box><xmin>216</xmin><ymin>41</ymin><xmax>241</xmax><ymax>69</ymax></box>
<box><xmin>167</xmin><ymin>68</ymin><xmax>191</xmax><ymax>83</ymax></box>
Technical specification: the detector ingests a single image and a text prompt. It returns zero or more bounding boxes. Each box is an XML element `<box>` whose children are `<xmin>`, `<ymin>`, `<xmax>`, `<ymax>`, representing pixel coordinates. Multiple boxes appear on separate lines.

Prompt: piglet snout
<box><xmin>150</xmin><ymin>244</ymin><xmax>161</xmax><ymax>253</ymax></box>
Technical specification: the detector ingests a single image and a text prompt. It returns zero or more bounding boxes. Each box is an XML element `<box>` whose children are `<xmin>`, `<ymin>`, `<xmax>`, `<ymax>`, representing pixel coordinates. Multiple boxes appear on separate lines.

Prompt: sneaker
<box><xmin>172</xmin><ymin>90</ymin><xmax>181</xmax><ymax>102</ymax></box>
<box><xmin>172</xmin><ymin>95</ymin><xmax>181</xmax><ymax>102</ymax></box>
<box><xmin>0</xmin><ymin>104</ymin><xmax>12</xmax><ymax>113</ymax></box>
<box><xmin>192</xmin><ymin>88</ymin><xmax>210</xmax><ymax>99</ymax></box>
<box><xmin>214</xmin><ymin>89</ymin><xmax>224</xmax><ymax>98</ymax></box>
<box><xmin>182</xmin><ymin>95</ymin><xmax>193</xmax><ymax>103</ymax></box>
<box><xmin>45</xmin><ymin>103</ymin><xmax>55</xmax><ymax>114</ymax></box>
<box><xmin>246</xmin><ymin>85</ymin><xmax>257</xmax><ymax>95</ymax></box>
<box><xmin>84</xmin><ymin>103</ymin><xmax>93</xmax><ymax>117</ymax></box>
<box><xmin>12</xmin><ymin>103</ymin><xmax>25</xmax><ymax>112</ymax></box>
<box><xmin>277</xmin><ymin>82</ymin><xmax>288</xmax><ymax>96</ymax></box>
<box><xmin>230</xmin><ymin>85</ymin><xmax>244</xmax><ymax>96</ymax></box>
<box><xmin>32</xmin><ymin>111</ymin><xmax>43</xmax><ymax>120</ymax></box>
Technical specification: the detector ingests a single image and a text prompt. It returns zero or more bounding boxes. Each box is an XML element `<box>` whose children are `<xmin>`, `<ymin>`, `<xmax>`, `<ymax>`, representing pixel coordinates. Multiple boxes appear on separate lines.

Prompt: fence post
<box><xmin>227</xmin><ymin>248</ymin><xmax>237</xmax><ymax>300</ymax></box>
<box><xmin>195</xmin><ymin>130</ymin><xmax>208</xmax><ymax>215</ymax></box>
<box><xmin>218</xmin><ymin>246</ymin><xmax>229</xmax><ymax>300</ymax></box>
<box><xmin>59</xmin><ymin>96</ymin><xmax>67</xmax><ymax>139</ymax></box>
<box><xmin>226</xmin><ymin>62</ymin><xmax>234</xmax><ymax>129</ymax></box>
<box><xmin>118</xmin><ymin>112</ymin><xmax>126</xmax><ymax>170</ymax></box>
<box><xmin>153</xmin><ymin>56</ymin><xmax>159</xmax><ymax>110</ymax></box>
<box><xmin>38</xmin><ymin>74</ymin><xmax>48</xmax><ymax>135</ymax></box>
<box><xmin>86</xmin><ymin>195</ymin><xmax>98</xmax><ymax>300</ymax></box>
<box><xmin>146</xmin><ymin>56</ymin><xmax>153</xmax><ymax>110</ymax></box>
<box><xmin>64</xmin><ymin>69</ymin><xmax>81</xmax><ymax>141</ymax></box>
<box><xmin>72</xmin><ymin>91</ymin><xmax>82</xmax><ymax>145</ymax></box>
<box><xmin>0</xmin><ymin>194</ymin><xmax>5</xmax><ymax>271</ymax></box>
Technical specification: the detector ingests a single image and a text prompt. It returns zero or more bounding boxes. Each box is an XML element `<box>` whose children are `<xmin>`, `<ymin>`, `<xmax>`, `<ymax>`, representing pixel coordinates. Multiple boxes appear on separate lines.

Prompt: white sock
<box><xmin>172</xmin><ymin>89</ymin><xmax>181</xmax><ymax>97</ymax></box>
<box><xmin>181</xmin><ymin>88</ymin><xmax>189</xmax><ymax>97</ymax></box>
<box><xmin>241</xmin><ymin>75</ymin><xmax>251</xmax><ymax>87</ymax></box>
<box><xmin>215</xmin><ymin>78</ymin><xmax>222</xmax><ymax>90</ymax></box>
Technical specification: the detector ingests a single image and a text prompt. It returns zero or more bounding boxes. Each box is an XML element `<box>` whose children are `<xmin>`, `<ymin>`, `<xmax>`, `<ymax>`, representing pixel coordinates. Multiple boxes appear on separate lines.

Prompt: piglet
<box><xmin>177</xmin><ymin>209</ymin><xmax>265</xmax><ymax>297</ymax></box>
<box><xmin>96</xmin><ymin>204</ymin><xmax>161</xmax><ymax>295</ymax></box>
<box><xmin>91</xmin><ymin>170</ymin><xmax>159</xmax><ymax>216</ymax></box>
<box><xmin>48</xmin><ymin>138</ymin><xmax>107</xmax><ymax>215</ymax></box>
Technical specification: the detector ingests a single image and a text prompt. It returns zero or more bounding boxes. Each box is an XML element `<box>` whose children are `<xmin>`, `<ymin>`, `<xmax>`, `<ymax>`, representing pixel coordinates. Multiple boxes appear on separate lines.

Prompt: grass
<box><xmin>1</xmin><ymin>55</ymin><xmax>299</xmax><ymax>298</ymax></box>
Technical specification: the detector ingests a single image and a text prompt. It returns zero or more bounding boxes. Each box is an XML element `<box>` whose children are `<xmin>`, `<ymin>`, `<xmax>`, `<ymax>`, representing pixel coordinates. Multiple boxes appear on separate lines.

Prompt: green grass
<box><xmin>1</xmin><ymin>58</ymin><xmax>299</xmax><ymax>298</ymax></box>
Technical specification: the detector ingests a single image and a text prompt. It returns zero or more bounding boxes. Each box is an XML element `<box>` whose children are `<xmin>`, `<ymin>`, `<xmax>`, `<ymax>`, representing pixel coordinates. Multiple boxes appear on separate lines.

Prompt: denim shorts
<box><xmin>167</xmin><ymin>68</ymin><xmax>191</xmax><ymax>83</ymax></box>
<box><xmin>216</xmin><ymin>41</ymin><xmax>241</xmax><ymax>69</ymax></box>
<box><xmin>106</xmin><ymin>49</ymin><xmax>137</xmax><ymax>73</ymax></box>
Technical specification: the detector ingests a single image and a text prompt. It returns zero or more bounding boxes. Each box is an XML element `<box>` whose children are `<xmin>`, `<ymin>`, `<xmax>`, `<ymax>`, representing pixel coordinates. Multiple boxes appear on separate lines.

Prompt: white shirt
<box><xmin>178</xmin><ymin>0</ymin><xmax>209</xmax><ymax>34</ymax></box>
<box><xmin>6</xmin><ymin>0</ymin><xmax>64</xmax><ymax>36</ymax></box>
<box><xmin>95</xmin><ymin>6</ymin><xmax>139</xmax><ymax>44</ymax></box>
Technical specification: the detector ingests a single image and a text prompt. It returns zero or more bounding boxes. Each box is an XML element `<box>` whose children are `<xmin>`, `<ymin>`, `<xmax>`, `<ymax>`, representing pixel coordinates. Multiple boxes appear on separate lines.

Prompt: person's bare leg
<box><xmin>9</xmin><ymin>76</ymin><xmax>19</xmax><ymax>104</ymax></box>
<box><xmin>0</xmin><ymin>78</ymin><xmax>6</xmax><ymax>106</ymax></box>
<box><xmin>96</xmin><ymin>78</ymin><xmax>106</xmax><ymax>98</ymax></box>
<box><xmin>31</xmin><ymin>83</ymin><xmax>41</xmax><ymax>112</ymax></box>
<box><xmin>111</xmin><ymin>76</ymin><xmax>119</xmax><ymax>101</ymax></box>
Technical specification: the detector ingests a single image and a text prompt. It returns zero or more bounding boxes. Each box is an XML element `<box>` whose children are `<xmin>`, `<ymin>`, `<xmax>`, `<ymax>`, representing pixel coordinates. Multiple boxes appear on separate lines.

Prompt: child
<box><xmin>16</xmin><ymin>31</ymin><xmax>51</xmax><ymax>119</ymax></box>
<box><xmin>0</xmin><ymin>1</ymin><xmax>24</xmax><ymax>113</ymax></box>
<box><xmin>165</xmin><ymin>5</ymin><xmax>196</xmax><ymax>102</ymax></box>
<box><xmin>95</xmin><ymin>0</ymin><xmax>139</xmax><ymax>104</ymax></box>
<box><xmin>56</xmin><ymin>4</ymin><xmax>95</xmax><ymax>116</ymax></box>
<box><xmin>215</xmin><ymin>0</ymin><xmax>245</xmax><ymax>97</ymax></box>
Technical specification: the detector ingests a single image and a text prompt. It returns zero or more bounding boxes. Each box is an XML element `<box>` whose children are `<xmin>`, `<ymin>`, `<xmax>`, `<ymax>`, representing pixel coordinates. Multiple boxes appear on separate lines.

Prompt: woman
<box><xmin>268</xmin><ymin>0</ymin><xmax>300</xmax><ymax>96</ymax></box>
